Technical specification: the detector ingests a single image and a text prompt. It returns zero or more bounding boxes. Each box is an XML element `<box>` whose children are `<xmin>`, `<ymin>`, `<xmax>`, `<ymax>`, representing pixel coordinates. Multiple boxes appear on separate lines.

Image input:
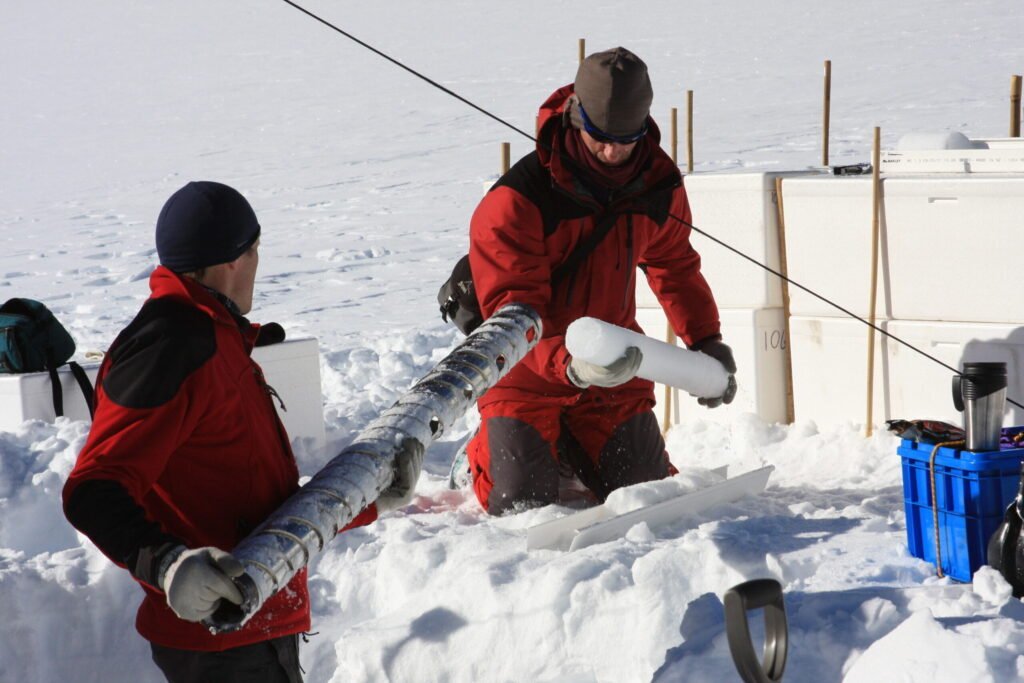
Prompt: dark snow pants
<box><xmin>467</xmin><ymin>391</ymin><xmax>671</xmax><ymax>515</ymax></box>
<box><xmin>150</xmin><ymin>634</ymin><xmax>302</xmax><ymax>683</ymax></box>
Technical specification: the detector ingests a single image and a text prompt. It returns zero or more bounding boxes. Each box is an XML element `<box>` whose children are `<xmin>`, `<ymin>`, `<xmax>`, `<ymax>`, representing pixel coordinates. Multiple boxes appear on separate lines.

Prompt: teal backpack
<box><xmin>0</xmin><ymin>298</ymin><xmax>94</xmax><ymax>418</ymax></box>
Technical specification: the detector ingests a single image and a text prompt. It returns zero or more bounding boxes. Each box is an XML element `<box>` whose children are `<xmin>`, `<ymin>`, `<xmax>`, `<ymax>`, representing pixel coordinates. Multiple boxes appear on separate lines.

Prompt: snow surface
<box><xmin>3</xmin><ymin>0</ymin><xmax>1024</xmax><ymax>681</ymax></box>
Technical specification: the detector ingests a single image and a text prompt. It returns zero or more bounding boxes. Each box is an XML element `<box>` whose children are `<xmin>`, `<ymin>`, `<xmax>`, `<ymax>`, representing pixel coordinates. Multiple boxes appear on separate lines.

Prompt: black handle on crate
<box><xmin>723</xmin><ymin>578</ymin><xmax>788</xmax><ymax>683</ymax></box>
<box><xmin>952</xmin><ymin>375</ymin><xmax>964</xmax><ymax>412</ymax></box>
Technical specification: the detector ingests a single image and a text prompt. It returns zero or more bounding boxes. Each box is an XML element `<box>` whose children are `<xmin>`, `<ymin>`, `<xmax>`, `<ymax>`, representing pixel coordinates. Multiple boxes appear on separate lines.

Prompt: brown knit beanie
<box><xmin>569</xmin><ymin>47</ymin><xmax>653</xmax><ymax>137</ymax></box>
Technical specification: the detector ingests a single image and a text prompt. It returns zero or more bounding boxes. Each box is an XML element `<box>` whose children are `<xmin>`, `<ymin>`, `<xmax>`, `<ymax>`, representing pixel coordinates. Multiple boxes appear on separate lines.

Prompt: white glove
<box><xmin>159</xmin><ymin>546</ymin><xmax>245</xmax><ymax>622</ymax></box>
<box><xmin>567</xmin><ymin>346</ymin><xmax>643</xmax><ymax>389</ymax></box>
<box><xmin>376</xmin><ymin>439</ymin><xmax>425</xmax><ymax>514</ymax></box>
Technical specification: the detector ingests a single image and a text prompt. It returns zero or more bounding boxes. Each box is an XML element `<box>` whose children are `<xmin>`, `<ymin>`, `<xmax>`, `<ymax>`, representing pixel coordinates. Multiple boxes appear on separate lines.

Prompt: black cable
<box><xmin>279</xmin><ymin>0</ymin><xmax>1024</xmax><ymax>412</ymax></box>
<box><xmin>279</xmin><ymin>0</ymin><xmax>535</xmax><ymax>144</ymax></box>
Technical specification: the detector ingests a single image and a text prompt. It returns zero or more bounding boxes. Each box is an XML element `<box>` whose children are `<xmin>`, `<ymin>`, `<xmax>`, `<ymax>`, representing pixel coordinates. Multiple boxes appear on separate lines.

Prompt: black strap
<box><xmin>46</xmin><ymin>357</ymin><xmax>95</xmax><ymax>420</ymax></box>
<box><xmin>48</xmin><ymin>365</ymin><xmax>64</xmax><ymax>417</ymax></box>
<box><xmin>0</xmin><ymin>327</ymin><xmax>14</xmax><ymax>372</ymax></box>
<box><xmin>44</xmin><ymin>346</ymin><xmax>64</xmax><ymax>417</ymax></box>
<box><xmin>550</xmin><ymin>211</ymin><xmax>619</xmax><ymax>288</ymax></box>
<box><xmin>68</xmin><ymin>361</ymin><xmax>95</xmax><ymax>420</ymax></box>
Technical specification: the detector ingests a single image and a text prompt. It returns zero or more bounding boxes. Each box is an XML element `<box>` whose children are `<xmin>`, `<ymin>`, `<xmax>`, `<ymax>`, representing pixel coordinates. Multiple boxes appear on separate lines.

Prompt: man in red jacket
<box><xmin>63</xmin><ymin>181</ymin><xmax>421</xmax><ymax>683</ymax></box>
<box><xmin>467</xmin><ymin>47</ymin><xmax>736</xmax><ymax>515</ymax></box>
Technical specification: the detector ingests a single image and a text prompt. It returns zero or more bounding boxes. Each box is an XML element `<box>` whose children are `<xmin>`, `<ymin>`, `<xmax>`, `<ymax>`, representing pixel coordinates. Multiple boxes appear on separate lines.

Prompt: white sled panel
<box><xmin>527</xmin><ymin>466</ymin><xmax>774</xmax><ymax>551</ymax></box>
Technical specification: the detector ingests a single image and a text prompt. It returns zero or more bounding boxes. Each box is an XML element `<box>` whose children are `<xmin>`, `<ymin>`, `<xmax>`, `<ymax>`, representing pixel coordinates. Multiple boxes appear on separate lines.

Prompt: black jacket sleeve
<box><xmin>64</xmin><ymin>478</ymin><xmax>183</xmax><ymax>588</ymax></box>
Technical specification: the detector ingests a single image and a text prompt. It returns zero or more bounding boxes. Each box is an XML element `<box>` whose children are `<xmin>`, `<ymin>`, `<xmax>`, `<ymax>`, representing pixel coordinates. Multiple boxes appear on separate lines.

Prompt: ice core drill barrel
<box><xmin>204</xmin><ymin>303</ymin><xmax>542</xmax><ymax>633</ymax></box>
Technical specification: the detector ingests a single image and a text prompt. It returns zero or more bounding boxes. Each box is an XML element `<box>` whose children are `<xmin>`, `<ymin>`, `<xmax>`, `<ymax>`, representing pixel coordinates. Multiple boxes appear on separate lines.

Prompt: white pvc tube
<box><xmin>565</xmin><ymin>317</ymin><xmax>729</xmax><ymax>399</ymax></box>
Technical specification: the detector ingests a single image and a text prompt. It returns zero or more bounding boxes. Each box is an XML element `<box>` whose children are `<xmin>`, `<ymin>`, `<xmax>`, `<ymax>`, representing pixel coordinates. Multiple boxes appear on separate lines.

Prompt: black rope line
<box><xmin>280</xmin><ymin>0</ymin><xmax>535</xmax><ymax>144</ymax></box>
<box><xmin>279</xmin><ymin>0</ymin><xmax>1024</xmax><ymax>412</ymax></box>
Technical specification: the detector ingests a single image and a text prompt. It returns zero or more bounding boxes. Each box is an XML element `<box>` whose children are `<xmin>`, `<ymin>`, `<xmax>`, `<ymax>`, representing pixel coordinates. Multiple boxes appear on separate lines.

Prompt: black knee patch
<box><xmin>486</xmin><ymin>416</ymin><xmax>559</xmax><ymax>514</ymax></box>
<box><xmin>598</xmin><ymin>410</ymin><xmax>668</xmax><ymax>492</ymax></box>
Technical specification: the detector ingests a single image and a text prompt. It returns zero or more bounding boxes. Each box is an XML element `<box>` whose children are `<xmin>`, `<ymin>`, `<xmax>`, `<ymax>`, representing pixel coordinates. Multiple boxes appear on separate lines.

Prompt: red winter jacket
<box><xmin>63</xmin><ymin>267</ymin><xmax>376</xmax><ymax>651</ymax></box>
<box><xmin>469</xmin><ymin>85</ymin><xmax>721</xmax><ymax>402</ymax></box>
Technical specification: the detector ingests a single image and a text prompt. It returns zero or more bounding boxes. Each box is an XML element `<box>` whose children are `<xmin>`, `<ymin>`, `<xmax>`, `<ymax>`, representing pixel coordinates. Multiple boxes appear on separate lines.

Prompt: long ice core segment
<box><xmin>565</xmin><ymin>317</ymin><xmax>728</xmax><ymax>398</ymax></box>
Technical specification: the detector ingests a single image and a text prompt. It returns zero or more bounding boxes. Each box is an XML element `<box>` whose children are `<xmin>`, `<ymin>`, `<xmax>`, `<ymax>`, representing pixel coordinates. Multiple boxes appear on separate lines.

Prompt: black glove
<box><xmin>255</xmin><ymin>322</ymin><xmax>286</xmax><ymax>347</ymax></box>
<box><xmin>691</xmin><ymin>336</ymin><xmax>737</xmax><ymax>409</ymax></box>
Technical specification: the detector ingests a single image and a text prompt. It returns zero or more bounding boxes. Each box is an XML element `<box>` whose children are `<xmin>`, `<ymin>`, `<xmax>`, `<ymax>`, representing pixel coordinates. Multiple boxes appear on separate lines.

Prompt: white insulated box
<box><xmin>0</xmin><ymin>338</ymin><xmax>326</xmax><ymax>454</ymax></box>
<box><xmin>780</xmin><ymin>176</ymin><xmax>891</xmax><ymax>320</ymax></box>
<box><xmin>884</xmin><ymin>319</ymin><xmax>1024</xmax><ymax>426</ymax></box>
<box><xmin>636</xmin><ymin>170</ymin><xmax>822</xmax><ymax>310</ymax></box>
<box><xmin>635</xmin><ymin>307</ymin><xmax>789</xmax><ymax>428</ymax></box>
<box><xmin>251</xmin><ymin>337</ymin><xmax>327</xmax><ymax>455</ymax></box>
<box><xmin>788</xmin><ymin>316</ymin><xmax>1024</xmax><ymax>429</ymax></box>
<box><xmin>0</xmin><ymin>362</ymin><xmax>100</xmax><ymax>429</ymax></box>
<box><xmin>788</xmin><ymin>315</ymin><xmax>889</xmax><ymax>427</ymax></box>
<box><xmin>781</xmin><ymin>172</ymin><xmax>1024</xmax><ymax>324</ymax></box>
<box><xmin>882</xmin><ymin>176</ymin><xmax>1024</xmax><ymax>323</ymax></box>
<box><xmin>881</xmin><ymin>137</ymin><xmax>1024</xmax><ymax>174</ymax></box>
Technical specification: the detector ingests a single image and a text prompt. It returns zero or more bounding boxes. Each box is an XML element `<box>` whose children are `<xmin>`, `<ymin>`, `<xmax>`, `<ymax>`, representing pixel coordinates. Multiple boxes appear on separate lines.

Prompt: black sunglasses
<box><xmin>577</xmin><ymin>102</ymin><xmax>648</xmax><ymax>145</ymax></box>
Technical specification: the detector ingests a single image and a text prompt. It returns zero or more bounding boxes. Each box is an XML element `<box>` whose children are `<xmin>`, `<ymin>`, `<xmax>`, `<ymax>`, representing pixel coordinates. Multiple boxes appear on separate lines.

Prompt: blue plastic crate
<box><xmin>899</xmin><ymin>438</ymin><xmax>1024</xmax><ymax>582</ymax></box>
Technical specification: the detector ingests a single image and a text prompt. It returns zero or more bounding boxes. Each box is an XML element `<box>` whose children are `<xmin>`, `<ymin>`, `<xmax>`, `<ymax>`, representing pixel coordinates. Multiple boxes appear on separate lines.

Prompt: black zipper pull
<box><xmin>265</xmin><ymin>382</ymin><xmax>287</xmax><ymax>412</ymax></box>
<box><xmin>253</xmin><ymin>366</ymin><xmax>287</xmax><ymax>412</ymax></box>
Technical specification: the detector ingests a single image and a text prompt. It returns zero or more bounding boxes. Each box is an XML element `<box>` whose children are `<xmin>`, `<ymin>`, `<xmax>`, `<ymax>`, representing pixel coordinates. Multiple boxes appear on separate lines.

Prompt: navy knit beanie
<box><xmin>155</xmin><ymin>181</ymin><xmax>261</xmax><ymax>273</ymax></box>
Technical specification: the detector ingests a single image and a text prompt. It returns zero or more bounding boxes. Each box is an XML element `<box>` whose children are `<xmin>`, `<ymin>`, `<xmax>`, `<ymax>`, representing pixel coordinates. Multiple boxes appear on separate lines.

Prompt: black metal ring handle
<box><xmin>723</xmin><ymin>578</ymin><xmax>788</xmax><ymax>683</ymax></box>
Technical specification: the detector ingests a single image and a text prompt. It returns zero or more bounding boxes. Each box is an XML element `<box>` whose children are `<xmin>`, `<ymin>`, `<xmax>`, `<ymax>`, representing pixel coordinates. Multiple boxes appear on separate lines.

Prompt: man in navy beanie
<box><xmin>63</xmin><ymin>181</ymin><xmax>423</xmax><ymax>682</ymax></box>
<box><xmin>156</xmin><ymin>181</ymin><xmax>262</xmax><ymax>281</ymax></box>
<box><xmin>154</xmin><ymin>181</ymin><xmax>263</xmax><ymax>315</ymax></box>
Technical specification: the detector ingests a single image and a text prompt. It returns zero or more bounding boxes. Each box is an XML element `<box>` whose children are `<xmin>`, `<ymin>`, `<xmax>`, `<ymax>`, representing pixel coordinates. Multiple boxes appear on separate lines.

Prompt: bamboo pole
<box><xmin>686</xmin><ymin>90</ymin><xmax>694</xmax><ymax>173</ymax></box>
<box><xmin>774</xmin><ymin>177</ymin><xmax>795</xmax><ymax>424</ymax></box>
<box><xmin>865</xmin><ymin>127</ymin><xmax>882</xmax><ymax>437</ymax></box>
<box><xmin>662</xmin><ymin>106</ymin><xmax>680</xmax><ymax>434</ymax></box>
<box><xmin>500</xmin><ymin>142</ymin><xmax>510</xmax><ymax>174</ymax></box>
<box><xmin>670</xmin><ymin>107</ymin><xmax>679</xmax><ymax>164</ymax></box>
<box><xmin>579</xmin><ymin>38</ymin><xmax>586</xmax><ymax>65</ymax></box>
<box><xmin>661</xmin><ymin>330</ymin><xmax>676</xmax><ymax>436</ymax></box>
<box><xmin>822</xmin><ymin>60</ymin><xmax>832</xmax><ymax>167</ymax></box>
<box><xmin>1012</xmin><ymin>75</ymin><xmax>1022</xmax><ymax>137</ymax></box>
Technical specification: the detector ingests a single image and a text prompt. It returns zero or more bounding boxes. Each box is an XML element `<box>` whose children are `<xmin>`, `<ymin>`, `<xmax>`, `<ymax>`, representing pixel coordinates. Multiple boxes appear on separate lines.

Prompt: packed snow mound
<box><xmin>5</xmin><ymin>376</ymin><xmax>1024</xmax><ymax>682</ymax></box>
